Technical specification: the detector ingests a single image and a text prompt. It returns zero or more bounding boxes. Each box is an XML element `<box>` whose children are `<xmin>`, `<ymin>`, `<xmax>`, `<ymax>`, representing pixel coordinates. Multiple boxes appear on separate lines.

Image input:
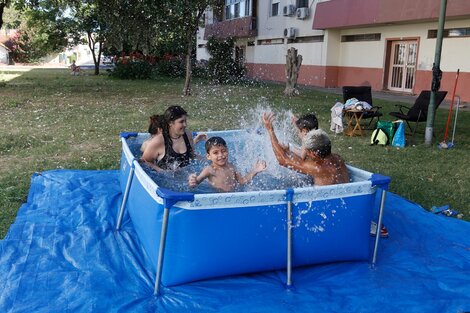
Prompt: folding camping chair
<box><xmin>389</xmin><ymin>90</ymin><xmax>448</xmax><ymax>140</ymax></box>
<box><xmin>342</xmin><ymin>86</ymin><xmax>383</xmax><ymax>129</ymax></box>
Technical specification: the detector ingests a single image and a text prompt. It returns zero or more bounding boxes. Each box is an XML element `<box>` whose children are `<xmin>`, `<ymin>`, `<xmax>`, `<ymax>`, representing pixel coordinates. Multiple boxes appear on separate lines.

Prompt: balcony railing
<box><xmin>204</xmin><ymin>16</ymin><xmax>257</xmax><ymax>40</ymax></box>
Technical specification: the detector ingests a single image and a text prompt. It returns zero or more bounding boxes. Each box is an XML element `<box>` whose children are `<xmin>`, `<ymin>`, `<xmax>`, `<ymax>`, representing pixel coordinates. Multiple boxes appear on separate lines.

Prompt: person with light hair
<box><xmin>262</xmin><ymin>112</ymin><xmax>349</xmax><ymax>186</ymax></box>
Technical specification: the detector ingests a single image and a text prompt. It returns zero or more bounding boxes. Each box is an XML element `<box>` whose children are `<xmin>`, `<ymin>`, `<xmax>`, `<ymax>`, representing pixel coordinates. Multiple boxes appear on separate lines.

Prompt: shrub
<box><xmin>109</xmin><ymin>52</ymin><xmax>156</xmax><ymax>79</ymax></box>
<box><xmin>154</xmin><ymin>55</ymin><xmax>185</xmax><ymax>78</ymax></box>
<box><xmin>192</xmin><ymin>60</ymin><xmax>209</xmax><ymax>79</ymax></box>
<box><xmin>206</xmin><ymin>37</ymin><xmax>245</xmax><ymax>84</ymax></box>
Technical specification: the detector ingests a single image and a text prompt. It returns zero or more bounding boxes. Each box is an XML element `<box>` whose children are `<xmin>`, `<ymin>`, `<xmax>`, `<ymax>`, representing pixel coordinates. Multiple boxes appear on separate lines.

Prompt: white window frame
<box><xmin>270</xmin><ymin>0</ymin><xmax>280</xmax><ymax>17</ymax></box>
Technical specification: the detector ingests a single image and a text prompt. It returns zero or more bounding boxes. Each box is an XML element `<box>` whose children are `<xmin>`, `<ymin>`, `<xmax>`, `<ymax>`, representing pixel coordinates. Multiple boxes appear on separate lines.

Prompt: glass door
<box><xmin>388</xmin><ymin>41</ymin><xmax>418</xmax><ymax>92</ymax></box>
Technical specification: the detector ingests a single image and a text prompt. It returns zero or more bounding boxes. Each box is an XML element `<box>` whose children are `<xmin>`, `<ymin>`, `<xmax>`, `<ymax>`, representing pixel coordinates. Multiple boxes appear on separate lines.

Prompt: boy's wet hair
<box><xmin>205</xmin><ymin>136</ymin><xmax>227</xmax><ymax>153</ymax></box>
<box><xmin>148</xmin><ymin>115</ymin><xmax>164</xmax><ymax>135</ymax></box>
<box><xmin>302</xmin><ymin>129</ymin><xmax>331</xmax><ymax>158</ymax></box>
<box><xmin>295</xmin><ymin>114</ymin><xmax>318</xmax><ymax>131</ymax></box>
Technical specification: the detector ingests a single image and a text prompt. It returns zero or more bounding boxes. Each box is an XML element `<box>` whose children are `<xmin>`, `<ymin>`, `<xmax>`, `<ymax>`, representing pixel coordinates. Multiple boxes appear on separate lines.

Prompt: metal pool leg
<box><xmin>286</xmin><ymin>188</ymin><xmax>294</xmax><ymax>287</ymax></box>
<box><xmin>116</xmin><ymin>161</ymin><xmax>135</xmax><ymax>231</ymax></box>
<box><xmin>154</xmin><ymin>206</ymin><xmax>170</xmax><ymax>295</ymax></box>
<box><xmin>153</xmin><ymin>188</ymin><xmax>194</xmax><ymax>296</ymax></box>
<box><xmin>372</xmin><ymin>189</ymin><xmax>387</xmax><ymax>266</ymax></box>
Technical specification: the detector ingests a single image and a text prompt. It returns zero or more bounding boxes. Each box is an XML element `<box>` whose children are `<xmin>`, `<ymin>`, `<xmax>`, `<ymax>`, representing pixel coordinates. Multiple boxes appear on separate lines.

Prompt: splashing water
<box><xmin>129</xmin><ymin>101</ymin><xmax>312</xmax><ymax>193</ymax></box>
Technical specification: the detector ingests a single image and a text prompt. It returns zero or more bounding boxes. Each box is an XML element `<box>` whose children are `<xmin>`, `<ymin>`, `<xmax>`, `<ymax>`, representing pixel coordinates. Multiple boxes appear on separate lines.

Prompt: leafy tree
<box><xmin>0</xmin><ymin>0</ymin><xmax>12</xmax><ymax>30</ymax></box>
<box><xmin>161</xmin><ymin>0</ymin><xmax>221</xmax><ymax>96</ymax></box>
<box><xmin>206</xmin><ymin>36</ymin><xmax>245</xmax><ymax>84</ymax></box>
<box><xmin>5</xmin><ymin>2</ymin><xmax>72</xmax><ymax>63</ymax></box>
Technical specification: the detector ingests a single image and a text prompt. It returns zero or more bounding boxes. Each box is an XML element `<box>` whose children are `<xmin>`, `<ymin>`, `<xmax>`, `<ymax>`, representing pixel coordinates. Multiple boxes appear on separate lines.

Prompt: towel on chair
<box><xmin>330</xmin><ymin>102</ymin><xmax>344</xmax><ymax>134</ymax></box>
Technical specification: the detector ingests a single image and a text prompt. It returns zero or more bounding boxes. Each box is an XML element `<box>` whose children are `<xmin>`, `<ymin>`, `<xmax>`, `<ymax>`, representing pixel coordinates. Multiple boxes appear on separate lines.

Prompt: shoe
<box><xmin>370</xmin><ymin>222</ymin><xmax>389</xmax><ymax>238</ymax></box>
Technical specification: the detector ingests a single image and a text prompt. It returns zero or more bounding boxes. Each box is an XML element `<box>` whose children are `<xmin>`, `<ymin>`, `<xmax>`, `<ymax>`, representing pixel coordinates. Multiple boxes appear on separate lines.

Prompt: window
<box><xmin>257</xmin><ymin>38</ymin><xmax>284</xmax><ymax>45</ymax></box>
<box><xmin>296</xmin><ymin>0</ymin><xmax>309</xmax><ymax>8</ymax></box>
<box><xmin>428</xmin><ymin>27</ymin><xmax>470</xmax><ymax>38</ymax></box>
<box><xmin>225</xmin><ymin>0</ymin><xmax>250</xmax><ymax>20</ymax></box>
<box><xmin>288</xmin><ymin>35</ymin><xmax>324</xmax><ymax>44</ymax></box>
<box><xmin>341</xmin><ymin>33</ymin><xmax>381</xmax><ymax>42</ymax></box>
<box><xmin>271</xmin><ymin>0</ymin><xmax>280</xmax><ymax>17</ymax></box>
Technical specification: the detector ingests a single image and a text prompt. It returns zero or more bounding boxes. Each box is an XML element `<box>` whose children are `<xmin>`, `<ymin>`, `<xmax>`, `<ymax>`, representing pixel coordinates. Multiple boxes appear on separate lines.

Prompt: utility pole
<box><xmin>425</xmin><ymin>0</ymin><xmax>447</xmax><ymax>145</ymax></box>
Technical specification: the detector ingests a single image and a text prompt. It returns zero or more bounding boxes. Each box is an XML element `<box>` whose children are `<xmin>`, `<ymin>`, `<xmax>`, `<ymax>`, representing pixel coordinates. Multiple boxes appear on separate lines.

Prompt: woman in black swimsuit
<box><xmin>141</xmin><ymin>106</ymin><xmax>205</xmax><ymax>171</ymax></box>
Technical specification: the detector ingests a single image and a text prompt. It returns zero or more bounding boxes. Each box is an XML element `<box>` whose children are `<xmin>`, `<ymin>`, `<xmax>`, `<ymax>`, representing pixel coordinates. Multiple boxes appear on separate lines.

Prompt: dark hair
<box><xmin>295</xmin><ymin>114</ymin><xmax>318</xmax><ymax>131</ymax></box>
<box><xmin>164</xmin><ymin>105</ymin><xmax>187</xmax><ymax>123</ymax></box>
<box><xmin>162</xmin><ymin>105</ymin><xmax>188</xmax><ymax>140</ymax></box>
<box><xmin>148</xmin><ymin>115</ymin><xmax>163</xmax><ymax>135</ymax></box>
<box><xmin>205</xmin><ymin>136</ymin><xmax>227</xmax><ymax>153</ymax></box>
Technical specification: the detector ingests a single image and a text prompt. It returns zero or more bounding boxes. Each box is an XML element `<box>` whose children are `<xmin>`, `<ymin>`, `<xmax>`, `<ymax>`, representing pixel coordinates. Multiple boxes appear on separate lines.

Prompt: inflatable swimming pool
<box><xmin>117</xmin><ymin>130</ymin><xmax>390</xmax><ymax>294</ymax></box>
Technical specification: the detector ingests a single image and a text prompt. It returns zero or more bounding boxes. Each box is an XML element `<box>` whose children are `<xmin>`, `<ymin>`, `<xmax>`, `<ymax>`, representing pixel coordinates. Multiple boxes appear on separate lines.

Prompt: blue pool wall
<box><xmin>119</xmin><ymin>130</ymin><xmax>388</xmax><ymax>286</ymax></box>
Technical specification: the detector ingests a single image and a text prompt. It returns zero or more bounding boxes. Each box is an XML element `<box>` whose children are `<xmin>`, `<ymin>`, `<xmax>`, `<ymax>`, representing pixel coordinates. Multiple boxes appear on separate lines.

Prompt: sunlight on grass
<box><xmin>0</xmin><ymin>72</ymin><xmax>26</xmax><ymax>81</ymax></box>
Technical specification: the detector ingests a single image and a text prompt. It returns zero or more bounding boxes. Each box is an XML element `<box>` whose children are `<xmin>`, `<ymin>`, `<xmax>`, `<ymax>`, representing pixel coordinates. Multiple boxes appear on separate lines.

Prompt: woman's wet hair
<box><xmin>295</xmin><ymin>114</ymin><xmax>318</xmax><ymax>131</ymax></box>
<box><xmin>162</xmin><ymin>105</ymin><xmax>188</xmax><ymax>140</ymax></box>
<box><xmin>302</xmin><ymin>129</ymin><xmax>331</xmax><ymax>158</ymax></box>
<box><xmin>164</xmin><ymin>105</ymin><xmax>188</xmax><ymax>123</ymax></box>
<box><xmin>205</xmin><ymin>136</ymin><xmax>227</xmax><ymax>153</ymax></box>
<box><xmin>148</xmin><ymin>115</ymin><xmax>164</xmax><ymax>135</ymax></box>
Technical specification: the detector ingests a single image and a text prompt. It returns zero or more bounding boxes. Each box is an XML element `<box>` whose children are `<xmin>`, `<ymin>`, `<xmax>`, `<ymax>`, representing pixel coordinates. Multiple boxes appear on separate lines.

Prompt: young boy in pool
<box><xmin>288</xmin><ymin>113</ymin><xmax>319</xmax><ymax>159</ymax></box>
<box><xmin>188</xmin><ymin>136</ymin><xmax>267</xmax><ymax>192</ymax></box>
<box><xmin>262</xmin><ymin>112</ymin><xmax>349</xmax><ymax>186</ymax></box>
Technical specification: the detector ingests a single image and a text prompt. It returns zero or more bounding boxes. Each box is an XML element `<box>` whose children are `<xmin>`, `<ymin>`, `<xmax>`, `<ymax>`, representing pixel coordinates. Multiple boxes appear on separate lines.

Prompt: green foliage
<box><xmin>110</xmin><ymin>60</ymin><xmax>155</xmax><ymax>80</ymax></box>
<box><xmin>154</xmin><ymin>57</ymin><xmax>185</xmax><ymax>78</ymax></box>
<box><xmin>7</xmin><ymin>5</ymin><xmax>71</xmax><ymax>63</ymax></box>
<box><xmin>206</xmin><ymin>37</ymin><xmax>245</xmax><ymax>84</ymax></box>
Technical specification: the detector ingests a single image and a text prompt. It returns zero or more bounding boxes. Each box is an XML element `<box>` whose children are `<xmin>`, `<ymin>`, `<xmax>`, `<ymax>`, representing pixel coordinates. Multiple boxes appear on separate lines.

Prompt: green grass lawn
<box><xmin>0</xmin><ymin>68</ymin><xmax>469</xmax><ymax>238</ymax></box>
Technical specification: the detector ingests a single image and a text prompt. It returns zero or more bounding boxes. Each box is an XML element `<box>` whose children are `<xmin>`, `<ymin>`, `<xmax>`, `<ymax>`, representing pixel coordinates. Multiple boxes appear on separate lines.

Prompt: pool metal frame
<box><xmin>116</xmin><ymin>132</ymin><xmax>390</xmax><ymax>296</ymax></box>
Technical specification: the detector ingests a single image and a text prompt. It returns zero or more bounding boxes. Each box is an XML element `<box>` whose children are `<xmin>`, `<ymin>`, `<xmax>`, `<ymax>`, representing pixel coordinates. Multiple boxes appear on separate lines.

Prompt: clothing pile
<box><xmin>344</xmin><ymin>97</ymin><xmax>373</xmax><ymax>111</ymax></box>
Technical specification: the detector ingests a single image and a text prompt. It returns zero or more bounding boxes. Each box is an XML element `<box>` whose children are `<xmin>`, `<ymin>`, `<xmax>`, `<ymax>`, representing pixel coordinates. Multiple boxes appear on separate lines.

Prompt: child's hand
<box><xmin>253</xmin><ymin>160</ymin><xmax>267</xmax><ymax>173</ymax></box>
<box><xmin>262</xmin><ymin>112</ymin><xmax>275</xmax><ymax>131</ymax></box>
<box><xmin>291</xmin><ymin>114</ymin><xmax>299</xmax><ymax>125</ymax></box>
<box><xmin>193</xmin><ymin>133</ymin><xmax>208</xmax><ymax>144</ymax></box>
<box><xmin>279</xmin><ymin>142</ymin><xmax>290</xmax><ymax>152</ymax></box>
<box><xmin>188</xmin><ymin>173</ymin><xmax>198</xmax><ymax>187</ymax></box>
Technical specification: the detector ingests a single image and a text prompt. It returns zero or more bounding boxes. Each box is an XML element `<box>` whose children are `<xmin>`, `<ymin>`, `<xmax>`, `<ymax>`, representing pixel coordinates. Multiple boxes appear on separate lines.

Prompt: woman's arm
<box><xmin>186</xmin><ymin>131</ymin><xmax>206</xmax><ymax>159</ymax></box>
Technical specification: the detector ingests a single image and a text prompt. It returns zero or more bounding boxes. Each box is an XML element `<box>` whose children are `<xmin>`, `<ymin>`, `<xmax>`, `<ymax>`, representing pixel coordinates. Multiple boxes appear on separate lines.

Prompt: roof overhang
<box><xmin>313</xmin><ymin>0</ymin><xmax>470</xmax><ymax>30</ymax></box>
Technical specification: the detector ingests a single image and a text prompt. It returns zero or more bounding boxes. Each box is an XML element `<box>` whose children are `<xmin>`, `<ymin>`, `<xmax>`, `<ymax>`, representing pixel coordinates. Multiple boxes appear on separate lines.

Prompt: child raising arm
<box><xmin>188</xmin><ymin>137</ymin><xmax>266</xmax><ymax>192</ymax></box>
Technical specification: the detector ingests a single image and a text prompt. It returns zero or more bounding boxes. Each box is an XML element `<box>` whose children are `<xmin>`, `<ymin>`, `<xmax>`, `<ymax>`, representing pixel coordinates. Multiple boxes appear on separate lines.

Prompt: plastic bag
<box><xmin>371</xmin><ymin>129</ymin><xmax>388</xmax><ymax>145</ymax></box>
<box><xmin>392</xmin><ymin>120</ymin><xmax>405</xmax><ymax>148</ymax></box>
<box><xmin>377</xmin><ymin>121</ymin><xmax>396</xmax><ymax>143</ymax></box>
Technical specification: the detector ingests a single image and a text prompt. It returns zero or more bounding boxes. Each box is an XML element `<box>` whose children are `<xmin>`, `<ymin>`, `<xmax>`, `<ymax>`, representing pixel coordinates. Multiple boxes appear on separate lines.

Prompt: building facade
<box><xmin>197</xmin><ymin>0</ymin><xmax>470</xmax><ymax>102</ymax></box>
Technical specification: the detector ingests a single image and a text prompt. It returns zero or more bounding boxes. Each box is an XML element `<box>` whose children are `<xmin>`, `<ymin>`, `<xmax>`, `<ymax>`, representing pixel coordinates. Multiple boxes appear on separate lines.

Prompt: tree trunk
<box><xmin>0</xmin><ymin>3</ymin><xmax>5</xmax><ymax>31</ymax></box>
<box><xmin>284</xmin><ymin>48</ymin><xmax>303</xmax><ymax>97</ymax></box>
<box><xmin>182</xmin><ymin>3</ymin><xmax>207</xmax><ymax>97</ymax></box>
<box><xmin>182</xmin><ymin>34</ymin><xmax>192</xmax><ymax>96</ymax></box>
<box><xmin>87</xmin><ymin>32</ymin><xmax>101</xmax><ymax>75</ymax></box>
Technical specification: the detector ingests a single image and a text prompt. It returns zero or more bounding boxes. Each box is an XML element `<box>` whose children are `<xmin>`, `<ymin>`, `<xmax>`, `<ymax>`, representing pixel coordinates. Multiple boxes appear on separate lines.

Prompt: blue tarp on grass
<box><xmin>1</xmin><ymin>170</ymin><xmax>469</xmax><ymax>312</ymax></box>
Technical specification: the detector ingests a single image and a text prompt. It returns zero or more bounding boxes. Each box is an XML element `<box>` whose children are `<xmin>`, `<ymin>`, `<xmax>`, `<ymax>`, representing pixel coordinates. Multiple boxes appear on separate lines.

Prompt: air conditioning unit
<box><xmin>284</xmin><ymin>27</ymin><xmax>297</xmax><ymax>39</ymax></box>
<box><xmin>296</xmin><ymin>7</ymin><xmax>310</xmax><ymax>19</ymax></box>
<box><xmin>283</xmin><ymin>5</ymin><xmax>296</xmax><ymax>16</ymax></box>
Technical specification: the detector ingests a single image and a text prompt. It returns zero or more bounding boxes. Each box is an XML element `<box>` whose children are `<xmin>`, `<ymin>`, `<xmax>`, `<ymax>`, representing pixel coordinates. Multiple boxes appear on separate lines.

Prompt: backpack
<box><xmin>371</xmin><ymin>128</ymin><xmax>388</xmax><ymax>145</ymax></box>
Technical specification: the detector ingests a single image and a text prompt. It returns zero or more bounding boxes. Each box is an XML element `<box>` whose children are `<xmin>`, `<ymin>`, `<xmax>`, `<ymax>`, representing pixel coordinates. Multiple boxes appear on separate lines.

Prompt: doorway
<box><xmin>387</xmin><ymin>40</ymin><xmax>418</xmax><ymax>92</ymax></box>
